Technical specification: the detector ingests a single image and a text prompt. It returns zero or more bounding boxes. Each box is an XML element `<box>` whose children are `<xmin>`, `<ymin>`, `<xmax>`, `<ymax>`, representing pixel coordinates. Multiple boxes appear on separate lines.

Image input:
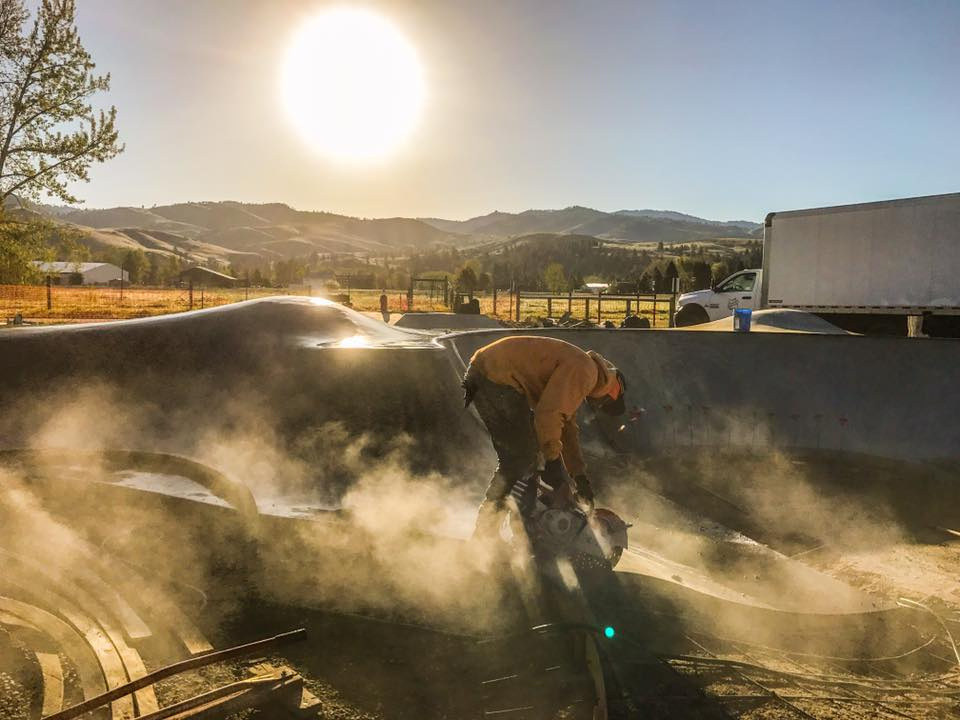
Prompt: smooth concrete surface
<box><xmin>444</xmin><ymin>327</ymin><xmax>960</xmax><ymax>462</ymax></box>
<box><xmin>690</xmin><ymin>308</ymin><xmax>851</xmax><ymax>334</ymax></box>
<box><xmin>4</xmin><ymin>296</ymin><xmax>957</xmax><ymax>473</ymax></box>
<box><xmin>394</xmin><ymin>312</ymin><xmax>503</xmax><ymax>331</ymax></box>
<box><xmin>0</xmin><ymin>298</ymin><xmax>491</xmax><ymax>500</ymax></box>
<box><xmin>2</xmin><ymin>296</ymin><xmax>948</xmax><ymax>617</ymax></box>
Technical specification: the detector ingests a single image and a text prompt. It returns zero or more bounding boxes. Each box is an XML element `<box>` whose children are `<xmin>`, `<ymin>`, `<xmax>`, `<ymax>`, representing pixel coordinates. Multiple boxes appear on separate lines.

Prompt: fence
<box><xmin>0</xmin><ymin>283</ymin><xmax>312</xmax><ymax>321</ymax></box>
<box><xmin>1</xmin><ymin>283</ymin><xmax>679</xmax><ymax>325</ymax></box>
<box><xmin>512</xmin><ymin>290</ymin><xmax>678</xmax><ymax>326</ymax></box>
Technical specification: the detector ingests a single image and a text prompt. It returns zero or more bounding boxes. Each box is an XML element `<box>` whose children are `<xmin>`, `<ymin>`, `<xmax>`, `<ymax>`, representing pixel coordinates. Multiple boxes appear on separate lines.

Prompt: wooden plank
<box><xmin>0</xmin><ymin>597</ymin><xmax>106</xmax><ymax>704</ymax></box>
<box><xmin>0</xmin><ymin>550</ymin><xmax>160</xmax><ymax>716</ymax></box>
<box><xmin>0</xmin><ymin>610</ymin><xmax>66</xmax><ymax>715</ymax></box>
<box><xmin>17</xmin><ymin>535</ymin><xmax>153</xmax><ymax>641</ymax></box>
<box><xmin>70</xmin><ymin>562</ymin><xmax>152</xmax><ymax>640</ymax></box>
<box><xmin>36</xmin><ymin>651</ymin><xmax>65</xmax><ymax>716</ymax></box>
<box><xmin>246</xmin><ymin>662</ymin><xmax>320</xmax><ymax>713</ymax></box>
<box><xmin>1</xmin><ymin>571</ymin><xmax>136</xmax><ymax>720</ymax></box>
<box><xmin>91</xmin><ymin>556</ymin><xmax>213</xmax><ymax>656</ymax></box>
<box><xmin>137</xmin><ymin>673</ymin><xmax>303</xmax><ymax>720</ymax></box>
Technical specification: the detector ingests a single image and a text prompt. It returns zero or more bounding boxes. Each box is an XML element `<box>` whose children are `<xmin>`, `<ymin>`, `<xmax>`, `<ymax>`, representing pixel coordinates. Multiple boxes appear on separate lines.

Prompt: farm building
<box><xmin>179</xmin><ymin>266</ymin><xmax>238</xmax><ymax>288</ymax></box>
<box><xmin>32</xmin><ymin>261</ymin><xmax>128</xmax><ymax>285</ymax></box>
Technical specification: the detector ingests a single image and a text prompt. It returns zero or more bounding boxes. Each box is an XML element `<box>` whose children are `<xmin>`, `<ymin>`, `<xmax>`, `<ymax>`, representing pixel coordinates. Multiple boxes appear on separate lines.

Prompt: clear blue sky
<box><xmin>72</xmin><ymin>0</ymin><xmax>960</xmax><ymax>221</ymax></box>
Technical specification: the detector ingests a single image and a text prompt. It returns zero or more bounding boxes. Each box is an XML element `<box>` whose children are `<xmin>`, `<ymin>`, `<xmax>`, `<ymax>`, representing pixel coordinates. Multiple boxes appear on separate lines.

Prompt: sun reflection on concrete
<box><xmin>338</xmin><ymin>334</ymin><xmax>370</xmax><ymax>348</ymax></box>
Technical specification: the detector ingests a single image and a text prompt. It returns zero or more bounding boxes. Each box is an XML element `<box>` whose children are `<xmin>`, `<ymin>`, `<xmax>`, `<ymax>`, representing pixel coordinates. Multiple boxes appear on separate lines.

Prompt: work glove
<box><xmin>541</xmin><ymin>457</ymin><xmax>568</xmax><ymax>491</ymax></box>
<box><xmin>574</xmin><ymin>474</ymin><xmax>595</xmax><ymax>511</ymax></box>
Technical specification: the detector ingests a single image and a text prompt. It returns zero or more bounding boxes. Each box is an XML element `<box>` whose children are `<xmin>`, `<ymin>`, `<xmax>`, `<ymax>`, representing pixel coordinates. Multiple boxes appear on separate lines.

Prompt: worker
<box><xmin>462</xmin><ymin>336</ymin><xmax>626</xmax><ymax>538</ymax></box>
<box><xmin>379</xmin><ymin>290</ymin><xmax>390</xmax><ymax>323</ymax></box>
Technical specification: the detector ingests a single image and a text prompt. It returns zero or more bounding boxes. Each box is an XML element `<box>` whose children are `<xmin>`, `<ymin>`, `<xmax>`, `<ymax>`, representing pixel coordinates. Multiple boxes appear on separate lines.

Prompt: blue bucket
<box><xmin>733</xmin><ymin>307</ymin><xmax>752</xmax><ymax>332</ymax></box>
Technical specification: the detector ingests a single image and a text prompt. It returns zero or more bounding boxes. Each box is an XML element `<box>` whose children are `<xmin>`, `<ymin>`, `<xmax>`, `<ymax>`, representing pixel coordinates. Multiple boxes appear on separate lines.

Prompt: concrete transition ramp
<box><xmin>394</xmin><ymin>312</ymin><xmax>503</xmax><ymax>331</ymax></box>
<box><xmin>2</xmin><ymin>298</ymin><xmax>957</xmax><ymax>622</ymax></box>
<box><xmin>444</xmin><ymin>327</ymin><xmax>960</xmax><ymax>462</ymax></box>
<box><xmin>690</xmin><ymin>308</ymin><xmax>851</xmax><ymax>334</ymax></box>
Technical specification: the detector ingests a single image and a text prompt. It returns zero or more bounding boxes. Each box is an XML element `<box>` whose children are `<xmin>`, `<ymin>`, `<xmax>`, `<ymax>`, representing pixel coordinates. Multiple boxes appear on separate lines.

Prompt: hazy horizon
<box><xmin>69</xmin><ymin>0</ymin><xmax>960</xmax><ymax>221</ymax></box>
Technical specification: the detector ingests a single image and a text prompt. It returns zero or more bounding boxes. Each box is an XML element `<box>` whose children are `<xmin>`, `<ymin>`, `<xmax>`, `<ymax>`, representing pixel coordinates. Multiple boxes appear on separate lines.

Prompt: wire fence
<box><xmin>0</xmin><ymin>284</ymin><xmax>448</xmax><ymax>321</ymax></box>
<box><xmin>1</xmin><ymin>284</ymin><xmax>678</xmax><ymax>325</ymax></box>
<box><xmin>511</xmin><ymin>291</ymin><xmax>678</xmax><ymax>326</ymax></box>
<box><xmin>0</xmin><ymin>284</ymin><xmax>310</xmax><ymax>321</ymax></box>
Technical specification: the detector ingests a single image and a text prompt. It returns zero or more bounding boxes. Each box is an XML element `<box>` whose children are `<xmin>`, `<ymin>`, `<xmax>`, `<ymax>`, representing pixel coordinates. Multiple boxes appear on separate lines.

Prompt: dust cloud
<box><xmin>0</xmin><ymin>382</ymin><xmax>519</xmax><ymax>641</ymax></box>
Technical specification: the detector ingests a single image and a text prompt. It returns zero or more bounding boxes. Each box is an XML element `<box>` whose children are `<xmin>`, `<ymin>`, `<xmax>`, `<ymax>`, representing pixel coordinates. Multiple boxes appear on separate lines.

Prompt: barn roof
<box><xmin>32</xmin><ymin>261</ymin><xmax>119</xmax><ymax>273</ymax></box>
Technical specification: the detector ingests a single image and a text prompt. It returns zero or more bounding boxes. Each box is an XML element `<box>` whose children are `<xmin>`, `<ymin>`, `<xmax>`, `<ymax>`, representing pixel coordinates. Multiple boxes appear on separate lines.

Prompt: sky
<box><xmin>70</xmin><ymin>0</ymin><xmax>960</xmax><ymax>221</ymax></box>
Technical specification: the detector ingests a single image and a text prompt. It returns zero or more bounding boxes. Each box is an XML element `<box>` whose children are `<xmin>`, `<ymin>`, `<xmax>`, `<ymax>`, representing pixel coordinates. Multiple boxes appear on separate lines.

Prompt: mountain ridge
<box><xmin>24</xmin><ymin>199</ymin><xmax>761</xmax><ymax>266</ymax></box>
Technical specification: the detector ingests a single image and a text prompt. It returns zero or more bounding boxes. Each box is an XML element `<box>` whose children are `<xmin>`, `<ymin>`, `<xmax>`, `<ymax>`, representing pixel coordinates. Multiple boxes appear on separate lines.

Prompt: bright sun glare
<box><xmin>281</xmin><ymin>7</ymin><xmax>425</xmax><ymax>161</ymax></box>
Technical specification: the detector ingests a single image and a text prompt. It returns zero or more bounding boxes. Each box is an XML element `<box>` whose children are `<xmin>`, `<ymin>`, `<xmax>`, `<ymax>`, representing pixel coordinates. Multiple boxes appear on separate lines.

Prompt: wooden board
<box><xmin>91</xmin><ymin>556</ymin><xmax>213</xmax><ymax>656</ymax></box>
<box><xmin>1</xmin><ymin>570</ymin><xmax>136</xmax><ymax>720</ymax></box>
<box><xmin>0</xmin><ymin>550</ymin><xmax>160</xmax><ymax>717</ymax></box>
<box><xmin>0</xmin><ymin>610</ymin><xmax>65</xmax><ymax>716</ymax></box>
<box><xmin>0</xmin><ymin>597</ymin><xmax>105</xmax><ymax>705</ymax></box>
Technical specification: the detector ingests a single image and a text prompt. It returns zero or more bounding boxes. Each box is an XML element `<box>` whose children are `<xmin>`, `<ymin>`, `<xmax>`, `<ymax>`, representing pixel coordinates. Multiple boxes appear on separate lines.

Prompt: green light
<box><xmin>604</xmin><ymin>626</ymin><xmax>615</xmax><ymax>639</ymax></box>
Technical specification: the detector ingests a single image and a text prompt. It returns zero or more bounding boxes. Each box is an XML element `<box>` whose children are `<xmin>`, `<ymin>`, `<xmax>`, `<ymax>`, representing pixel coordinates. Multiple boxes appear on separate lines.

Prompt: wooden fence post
<box><xmin>669</xmin><ymin>277</ymin><xmax>680</xmax><ymax>327</ymax></box>
<box><xmin>189</xmin><ymin>280</ymin><xmax>193</xmax><ymax>310</ymax></box>
<box><xmin>584</xmin><ymin>297</ymin><xmax>590</xmax><ymax>321</ymax></box>
<box><xmin>493</xmin><ymin>287</ymin><xmax>498</xmax><ymax>316</ymax></box>
<box><xmin>515</xmin><ymin>290</ymin><xmax>521</xmax><ymax>322</ymax></box>
<box><xmin>46</xmin><ymin>275</ymin><xmax>52</xmax><ymax>310</ymax></box>
<box><xmin>547</xmin><ymin>296</ymin><xmax>552</xmax><ymax>317</ymax></box>
<box><xmin>597</xmin><ymin>292</ymin><xmax>602</xmax><ymax>324</ymax></box>
<box><xmin>567</xmin><ymin>290</ymin><xmax>572</xmax><ymax>315</ymax></box>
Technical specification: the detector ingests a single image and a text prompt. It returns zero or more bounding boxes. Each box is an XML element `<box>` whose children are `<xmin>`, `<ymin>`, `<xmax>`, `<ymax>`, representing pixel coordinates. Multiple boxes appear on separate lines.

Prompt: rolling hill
<box><xmin>27</xmin><ymin>200</ymin><xmax>761</xmax><ymax>266</ymax></box>
<box><xmin>419</xmin><ymin>206</ymin><xmax>761</xmax><ymax>242</ymax></box>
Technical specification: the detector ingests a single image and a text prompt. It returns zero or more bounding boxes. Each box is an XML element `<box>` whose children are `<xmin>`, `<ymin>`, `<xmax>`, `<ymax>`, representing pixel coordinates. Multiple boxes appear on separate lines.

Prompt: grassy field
<box><xmin>512</xmin><ymin>295</ymin><xmax>673</xmax><ymax>325</ymax></box>
<box><xmin>0</xmin><ymin>284</ymin><xmax>310</xmax><ymax>321</ymax></box>
<box><xmin>0</xmin><ymin>284</ymin><xmax>452</xmax><ymax>322</ymax></box>
<box><xmin>1</xmin><ymin>284</ymin><xmax>673</xmax><ymax>325</ymax></box>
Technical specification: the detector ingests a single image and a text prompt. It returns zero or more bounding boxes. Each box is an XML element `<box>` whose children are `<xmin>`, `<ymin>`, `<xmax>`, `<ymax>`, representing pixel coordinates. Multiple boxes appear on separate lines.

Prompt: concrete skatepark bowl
<box><xmin>0</xmin><ymin>297</ymin><xmax>958</xmax><ymax>719</ymax></box>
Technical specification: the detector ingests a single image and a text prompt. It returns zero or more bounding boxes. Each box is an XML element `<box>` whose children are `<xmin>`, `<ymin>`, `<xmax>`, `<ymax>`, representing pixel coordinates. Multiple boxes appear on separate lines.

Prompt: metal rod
<box><xmin>42</xmin><ymin>628</ymin><xmax>307</xmax><ymax>720</ymax></box>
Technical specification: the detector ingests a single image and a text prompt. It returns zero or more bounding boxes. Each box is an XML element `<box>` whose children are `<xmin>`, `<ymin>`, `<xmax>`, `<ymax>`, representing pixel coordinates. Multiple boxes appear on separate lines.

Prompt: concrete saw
<box><xmin>507</xmin><ymin>476</ymin><xmax>629</xmax><ymax>571</ymax></box>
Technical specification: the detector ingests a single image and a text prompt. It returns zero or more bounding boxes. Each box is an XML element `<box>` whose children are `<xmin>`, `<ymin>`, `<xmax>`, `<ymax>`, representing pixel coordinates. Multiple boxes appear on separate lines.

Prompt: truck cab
<box><xmin>675</xmin><ymin>269</ymin><xmax>762</xmax><ymax>326</ymax></box>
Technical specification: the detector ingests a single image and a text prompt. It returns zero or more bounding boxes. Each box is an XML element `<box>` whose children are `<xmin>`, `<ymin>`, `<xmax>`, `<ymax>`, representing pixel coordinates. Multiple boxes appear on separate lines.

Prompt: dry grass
<box><xmin>1</xmin><ymin>285</ymin><xmax>674</xmax><ymax>325</ymax></box>
<box><xmin>0</xmin><ymin>284</ymin><xmax>311</xmax><ymax>321</ymax></box>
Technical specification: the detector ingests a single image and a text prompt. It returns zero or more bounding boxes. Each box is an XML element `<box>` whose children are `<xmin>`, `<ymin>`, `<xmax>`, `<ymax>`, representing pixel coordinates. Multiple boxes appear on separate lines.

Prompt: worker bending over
<box><xmin>462</xmin><ymin>335</ymin><xmax>626</xmax><ymax>538</ymax></box>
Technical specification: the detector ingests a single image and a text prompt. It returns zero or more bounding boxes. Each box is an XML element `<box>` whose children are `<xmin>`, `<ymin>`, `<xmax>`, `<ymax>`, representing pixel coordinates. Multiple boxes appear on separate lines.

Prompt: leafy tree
<box><xmin>123</xmin><ymin>248</ymin><xmax>148</xmax><ymax>284</ymax></box>
<box><xmin>542</xmin><ymin>262</ymin><xmax>568</xmax><ymax>293</ymax></box>
<box><xmin>476</xmin><ymin>271</ymin><xmax>491</xmax><ymax>292</ymax></box>
<box><xmin>0</xmin><ymin>0</ymin><xmax>123</xmax><ymax>204</ymax></box>
<box><xmin>0</xmin><ymin>209</ymin><xmax>50</xmax><ymax>282</ymax></box>
<box><xmin>54</xmin><ymin>229</ymin><xmax>88</xmax><ymax>265</ymax></box>
<box><xmin>455</xmin><ymin>265</ymin><xmax>477</xmax><ymax>293</ymax></box>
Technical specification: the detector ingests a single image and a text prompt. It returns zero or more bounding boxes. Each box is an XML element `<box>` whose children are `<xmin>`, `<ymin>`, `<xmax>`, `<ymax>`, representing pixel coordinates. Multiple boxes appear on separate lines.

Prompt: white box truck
<box><xmin>675</xmin><ymin>192</ymin><xmax>960</xmax><ymax>335</ymax></box>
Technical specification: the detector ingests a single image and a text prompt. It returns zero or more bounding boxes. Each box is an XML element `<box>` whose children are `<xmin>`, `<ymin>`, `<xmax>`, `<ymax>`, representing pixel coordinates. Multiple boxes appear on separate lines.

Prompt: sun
<box><xmin>281</xmin><ymin>7</ymin><xmax>426</xmax><ymax>162</ymax></box>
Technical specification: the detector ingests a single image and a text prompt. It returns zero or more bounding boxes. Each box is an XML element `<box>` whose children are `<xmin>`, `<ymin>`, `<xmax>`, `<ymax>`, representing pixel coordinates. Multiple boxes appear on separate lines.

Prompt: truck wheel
<box><xmin>675</xmin><ymin>304</ymin><xmax>709</xmax><ymax>327</ymax></box>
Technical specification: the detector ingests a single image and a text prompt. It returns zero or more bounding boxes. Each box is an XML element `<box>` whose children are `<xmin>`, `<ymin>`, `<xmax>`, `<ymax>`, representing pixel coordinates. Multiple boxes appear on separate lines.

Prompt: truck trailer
<box><xmin>675</xmin><ymin>192</ymin><xmax>960</xmax><ymax>335</ymax></box>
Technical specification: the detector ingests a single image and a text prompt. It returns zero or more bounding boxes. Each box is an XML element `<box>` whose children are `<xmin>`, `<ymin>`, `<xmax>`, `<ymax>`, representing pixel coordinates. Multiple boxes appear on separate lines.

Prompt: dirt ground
<box><xmin>2</xmin><ymin>448</ymin><xmax>958</xmax><ymax>719</ymax></box>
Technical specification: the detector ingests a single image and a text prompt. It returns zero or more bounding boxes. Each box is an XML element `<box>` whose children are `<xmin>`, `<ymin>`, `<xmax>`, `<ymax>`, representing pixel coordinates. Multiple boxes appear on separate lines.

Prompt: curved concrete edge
<box><xmin>688</xmin><ymin>308</ymin><xmax>852</xmax><ymax>334</ymax></box>
<box><xmin>396</xmin><ymin>312</ymin><xmax>503</xmax><ymax>331</ymax></box>
<box><xmin>440</xmin><ymin>326</ymin><xmax>960</xmax><ymax>462</ymax></box>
